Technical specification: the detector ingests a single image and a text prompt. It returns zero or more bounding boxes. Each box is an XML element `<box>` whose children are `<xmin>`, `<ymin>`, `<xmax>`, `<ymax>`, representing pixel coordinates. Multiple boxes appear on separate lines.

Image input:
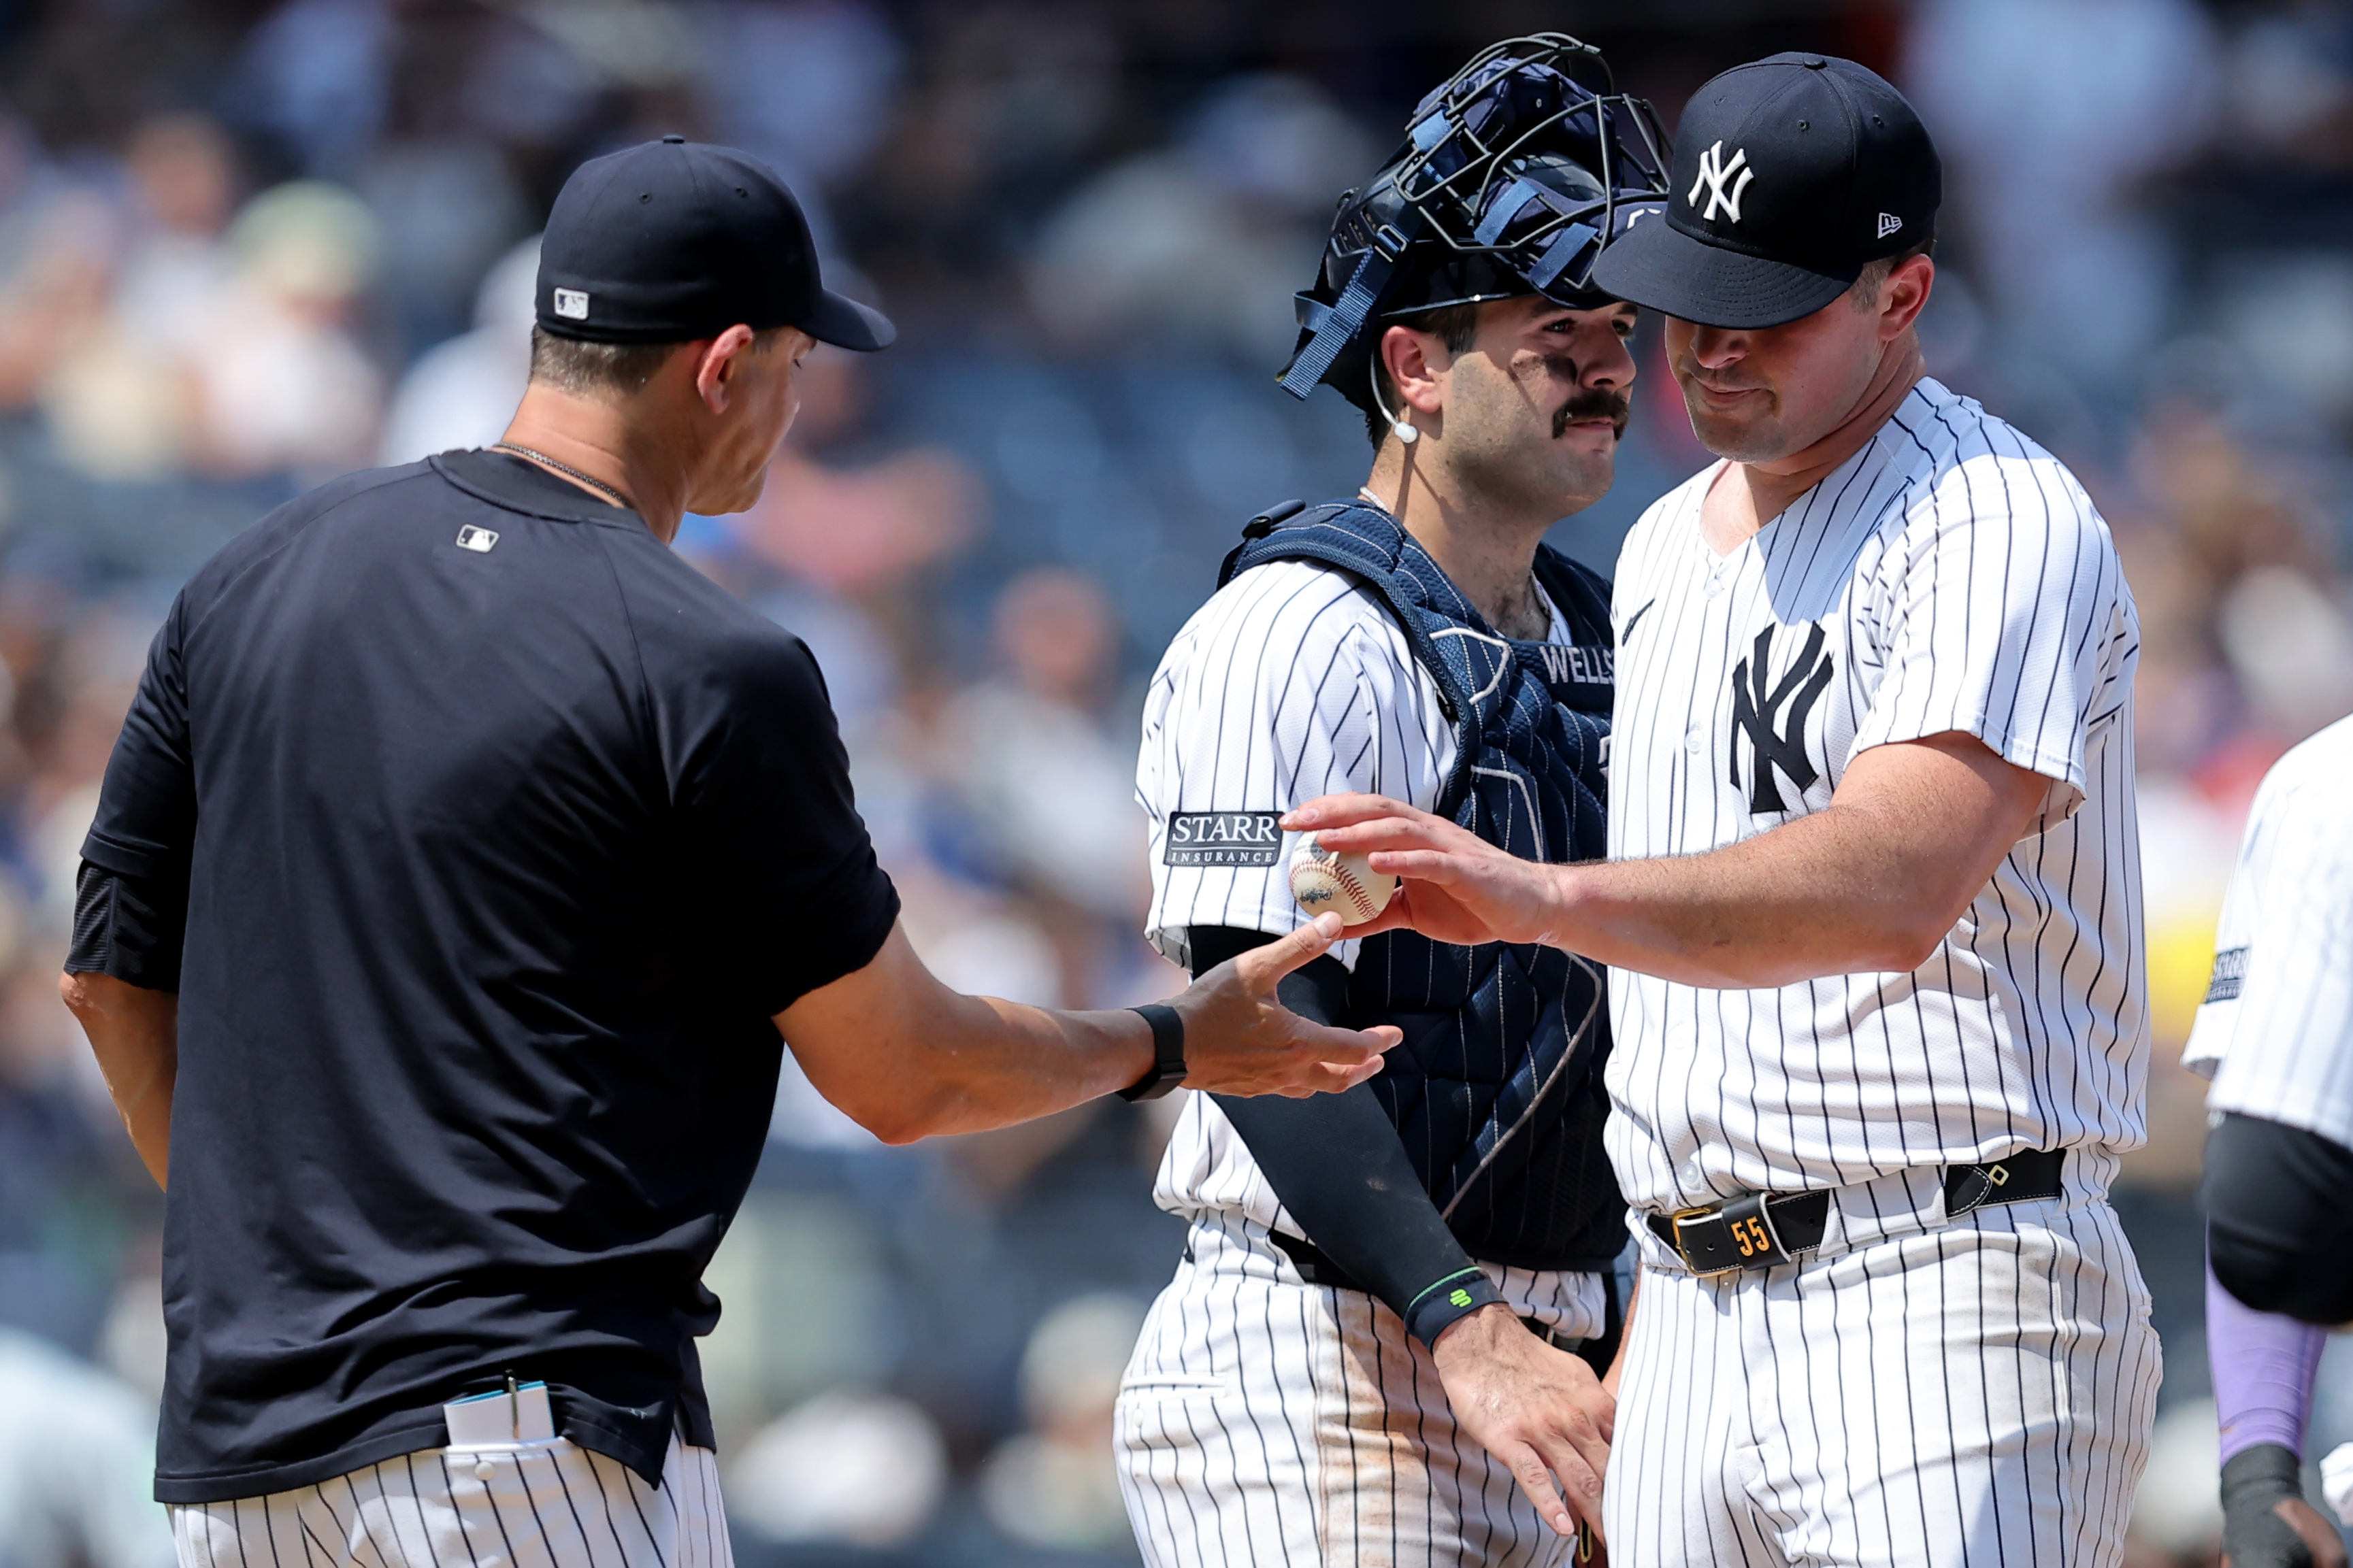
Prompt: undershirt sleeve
<box><xmin>65</xmin><ymin>860</ymin><xmax>188</xmax><ymax>992</ymax></box>
<box><xmin>1188</xmin><ymin>924</ymin><xmax>1500</xmax><ymax>1346</ymax></box>
<box><xmin>82</xmin><ymin>594</ymin><xmax>197</xmax><ymax>883</ymax></box>
<box><xmin>2205</xmin><ymin>1110</ymin><xmax>2353</xmax><ymax>1326</ymax></box>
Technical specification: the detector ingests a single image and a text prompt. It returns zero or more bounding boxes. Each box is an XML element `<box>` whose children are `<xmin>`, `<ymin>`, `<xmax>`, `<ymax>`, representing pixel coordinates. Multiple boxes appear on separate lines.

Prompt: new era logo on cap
<box><xmin>1877</xmin><ymin>213</ymin><xmax>1903</xmax><ymax>239</ymax></box>
<box><xmin>552</xmin><ymin>288</ymin><xmax>589</xmax><ymax>320</ymax></box>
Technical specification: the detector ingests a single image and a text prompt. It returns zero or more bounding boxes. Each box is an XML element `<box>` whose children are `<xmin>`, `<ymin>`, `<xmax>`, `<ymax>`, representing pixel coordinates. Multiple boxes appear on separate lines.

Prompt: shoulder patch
<box><xmin>1165</xmin><ymin>812</ymin><xmax>1283</xmax><ymax>867</ymax></box>
<box><xmin>2205</xmin><ymin>946</ymin><xmax>2248</xmax><ymax>1005</ymax></box>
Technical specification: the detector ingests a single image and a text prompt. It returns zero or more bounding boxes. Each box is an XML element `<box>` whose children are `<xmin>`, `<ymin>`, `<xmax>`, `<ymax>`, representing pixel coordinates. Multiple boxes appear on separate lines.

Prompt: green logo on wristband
<box><xmin>1449</xmin><ymin>1288</ymin><xmax>1474</xmax><ymax>1308</ymax></box>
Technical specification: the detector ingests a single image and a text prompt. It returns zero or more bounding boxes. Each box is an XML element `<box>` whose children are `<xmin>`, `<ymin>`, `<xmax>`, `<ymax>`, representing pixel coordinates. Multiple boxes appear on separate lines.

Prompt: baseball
<box><xmin>1288</xmin><ymin>837</ymin><xmax>1398</xmax><ymax>927</ymax></box>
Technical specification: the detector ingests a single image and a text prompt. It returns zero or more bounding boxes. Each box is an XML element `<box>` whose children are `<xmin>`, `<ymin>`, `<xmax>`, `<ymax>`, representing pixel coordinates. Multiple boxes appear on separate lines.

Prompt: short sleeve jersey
<box><xmin>1132</xmin><ymin>556</ymin><xmax>1602</xmax><ymax>1329</ymax></box>
<box><xmin>2184</xmin><ymin>716</ymin><xmax>2353</xmax><ymax>1146</ymax></box>
<box><xmin>86</xmin><ymin>451</ymin><xmax>898</xmax><ymax>1502</ymax></box>
<box><xmin>1605</xmin><ymin>378</ymin><xmax>2148</xmax><ymax>1214</ymax></box>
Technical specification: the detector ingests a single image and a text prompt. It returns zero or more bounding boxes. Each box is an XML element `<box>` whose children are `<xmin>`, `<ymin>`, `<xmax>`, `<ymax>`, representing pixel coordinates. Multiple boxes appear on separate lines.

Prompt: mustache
<box><xmin>1551</xmin><ymin>384</ymin><xmax>1632</xmax><ymax>439</ymax></box>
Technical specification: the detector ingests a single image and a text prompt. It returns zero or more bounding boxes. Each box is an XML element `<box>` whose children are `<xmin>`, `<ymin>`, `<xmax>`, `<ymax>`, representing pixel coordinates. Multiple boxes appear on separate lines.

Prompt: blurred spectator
<box><xmin>113</xmin><ymin>114</ymin><xmax>237</xmax><ymax>346</ymax></box>
<box><xmin>1907</xmin><ymin>0</ymin><xmax>2220</xmax><ymax>390</ymax></box>
<box><xmin>977</xmin><ymin>1292</ymin><xmax>1146</xmax><ymax>1554</ymax></box>
<box><xmin>1025</xmin><ymin>74</ymin><xmax>1375</xmax><ymax>361</ymax></box>
<box><xmin>184</xmin><ymin>180</ymin><xmax>383</xmax><ymax>479</ymax></box>
<box><xmin>0</xmin><ymin>1327</ymin><xmax>174</xmax><ymax>1568</ymax></box>
<box><xmin>39</xmin><ymin>116</ymin><xmax>239</xmax><ymax>483</ymax></box>
<box><xmin>378</xmin><ymin>235</ymin><xmax>539</xmax><ymax>465</ymax></box>
<box><xmin>697</xmin><ymin>1</ymin><xmax>904</xmax><ymax>197</ymax></box>
<box><xmin>728</xmin><ymin>1389</ymin><xmax>949</xmax><ymax>1552</ymax></box>
<box><xmin>938</xmin><ymin>568</ymin><xmax>1147</xmax><ymax>931</ymax></box>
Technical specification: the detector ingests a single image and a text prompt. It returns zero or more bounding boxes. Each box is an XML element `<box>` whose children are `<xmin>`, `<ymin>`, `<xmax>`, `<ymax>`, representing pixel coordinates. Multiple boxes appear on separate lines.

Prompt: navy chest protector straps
<box><xmin>1219</xmin><ymin>499</ymin><xmax>1624</xmax><ymax>1270</ymax></box>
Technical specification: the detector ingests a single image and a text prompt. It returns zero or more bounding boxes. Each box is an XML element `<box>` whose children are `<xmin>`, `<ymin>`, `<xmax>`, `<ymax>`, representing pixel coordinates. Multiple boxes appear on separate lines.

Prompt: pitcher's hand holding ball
<box><xmin>1284</xmin><ymin>794</ymin><xmax>1574</xmax><ymax>949</ymax></box>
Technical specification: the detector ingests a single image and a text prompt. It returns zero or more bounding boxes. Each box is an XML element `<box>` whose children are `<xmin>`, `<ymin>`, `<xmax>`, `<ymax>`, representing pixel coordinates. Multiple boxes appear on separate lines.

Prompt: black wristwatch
<box><xmin>1118</xmin><ymin>1003</ymin><xmax>1187</xmax><ymax>1101</ymax></box>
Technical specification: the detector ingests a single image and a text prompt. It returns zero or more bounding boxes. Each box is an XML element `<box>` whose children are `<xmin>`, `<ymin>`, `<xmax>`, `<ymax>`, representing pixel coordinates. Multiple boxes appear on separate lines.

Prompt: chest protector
<box><xmin>1220</xmin><ymin>499</ymin><xmax>1623</xmax><ymax>1271</ymax></box>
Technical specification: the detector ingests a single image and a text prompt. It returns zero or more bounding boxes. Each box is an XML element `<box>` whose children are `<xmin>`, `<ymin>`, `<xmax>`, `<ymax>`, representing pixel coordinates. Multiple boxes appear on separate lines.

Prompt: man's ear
<box><xmin>1877</xmin><ymin>255</ymin><xmax>1934</xmax><ymax>341</ymax></box>
<box><xmin>694</xmin><ymin>324</ymin><xmax>759</xmax><ymax>415</ymax></box>
<box><xmin>1381</xmin><ymin>324</ymin><xmax>1447</xmax><ymax>420</ymax></box>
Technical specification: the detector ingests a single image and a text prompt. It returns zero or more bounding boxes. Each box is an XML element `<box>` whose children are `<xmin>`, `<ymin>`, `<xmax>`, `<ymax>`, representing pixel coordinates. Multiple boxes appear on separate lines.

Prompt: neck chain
<box><xmin>491</xmin><ymin>444</ymin><xmax>632</xmax><ymax>510</ymax></box>
<box><xmin>1356</xmin><ymin>484</ymin><xmax>1392</xmax><ymax>513</ymax></box>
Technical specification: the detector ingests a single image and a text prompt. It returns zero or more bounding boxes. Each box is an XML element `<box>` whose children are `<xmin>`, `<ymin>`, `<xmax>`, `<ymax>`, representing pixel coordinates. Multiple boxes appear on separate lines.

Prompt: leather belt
<box><xmin>1268</xmin><ymin>1229</ymin><xmax>1366</xmax><ymax>1293</ymax></box>
<box><xmin>1645</xmin><ymin>1149</ymin><xmax>2067</xmax><ymax>1275</ymax></box>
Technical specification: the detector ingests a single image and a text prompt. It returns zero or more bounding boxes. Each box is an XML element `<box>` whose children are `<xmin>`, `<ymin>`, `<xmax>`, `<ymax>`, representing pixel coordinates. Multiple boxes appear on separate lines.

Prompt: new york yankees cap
<box><xmin>1590</xmin><ymin>54</ymin><xmax>1939</xmax><ymax>330</ymax></box>
<box><xmin>536</xmin><ymin>137</ymin><xmax>893</xmax><ymax>351</ymax></box>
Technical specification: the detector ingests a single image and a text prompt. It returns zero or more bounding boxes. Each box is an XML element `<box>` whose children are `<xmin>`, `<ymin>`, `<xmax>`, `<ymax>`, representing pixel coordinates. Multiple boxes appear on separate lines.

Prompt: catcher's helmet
<box><xmin>1279</xmin><ymin>34</ymin><xmax>1671</xmax><ymax>414</ymax></box>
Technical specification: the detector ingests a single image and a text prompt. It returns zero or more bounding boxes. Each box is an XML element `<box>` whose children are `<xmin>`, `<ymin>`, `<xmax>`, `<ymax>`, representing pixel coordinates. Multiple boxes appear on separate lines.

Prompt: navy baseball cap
<box><xmin>536</xmin><ymin>136</ymin><xmax>894</xmax><ymax>351</ymax></box>
<box><xmin>1591</xmin><ymin>54</ymin><xmax>1939</xmax><ymax>330</ymax></box>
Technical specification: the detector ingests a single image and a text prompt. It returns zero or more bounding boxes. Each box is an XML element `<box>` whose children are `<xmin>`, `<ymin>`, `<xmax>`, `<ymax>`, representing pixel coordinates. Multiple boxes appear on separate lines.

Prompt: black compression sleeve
<box><xmin>1189</xmin><ymin>925</ymin><xmax>1498</xmax><ymax>1345</ymax></box>
<box><xmin>2206</xmin><ymin>1111</ymin><xmax>2353</xmax><ymax>1324</ymax></box>
<box><xmin>65</xmin><ymin>858</ymin><xmax>187</xmax><ymax>992</ymax></box>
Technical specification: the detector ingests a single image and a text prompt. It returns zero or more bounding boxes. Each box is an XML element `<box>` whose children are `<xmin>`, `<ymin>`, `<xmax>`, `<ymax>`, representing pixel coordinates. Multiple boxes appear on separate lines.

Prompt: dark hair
<box><xmin>1364</xmin><ymin>301</ymin><xmax>1481</xmax><ymax>448</ymax></box>
<box><xmin>527</xmin><ymin>324</ymin><xmax>789</xmax><ymax>398</ymax></box>
<box><xmin>1848</xmin><ymin>233</ymin><xmax>1937</xmax><ymax>310</ymax></box>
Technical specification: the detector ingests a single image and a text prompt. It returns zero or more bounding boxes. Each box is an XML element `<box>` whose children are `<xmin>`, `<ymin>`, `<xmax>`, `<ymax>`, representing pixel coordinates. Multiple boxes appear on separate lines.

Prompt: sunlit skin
<box><xmin>1667</xmin><ymin>253</ymin><xmax>1932</xmax><ymax>554</ymax></box>
<box><xmin>495</xmin><ymin>322</ymin><xmax>815</xmax><ymax>542</ymax></box>
<box><xmin>1367</xmin><ymin>296</ymin><xmax>1636</xmax><ymax>640</ymax></box>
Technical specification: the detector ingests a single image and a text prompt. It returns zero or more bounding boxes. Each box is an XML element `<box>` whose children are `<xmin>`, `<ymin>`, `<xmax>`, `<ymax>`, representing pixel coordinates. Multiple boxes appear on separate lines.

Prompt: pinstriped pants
<box><xmin>1115</xmin><ymin>1214</ymin><xmax>1606</xmax><ymax>1568</ymax></box>
<box><xmin>169</xmin><ymin>1432</ymin><xmax>733</xmax><ymax>1568</ymax></box>
<box><xmin>1605</xmin><ymin>1194</ymin><xmax>2160</xmax><ymax>1567</ymax></box>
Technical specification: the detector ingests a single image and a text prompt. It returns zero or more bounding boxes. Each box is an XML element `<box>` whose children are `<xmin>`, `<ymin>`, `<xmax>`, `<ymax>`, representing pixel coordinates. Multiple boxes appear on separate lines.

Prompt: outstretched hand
<box><xmin>1283</xmin><ymin>794</ymin><xmax>1571</xmax><ymax>949</ymax></box>
<box><xmin>1173</xmin><ymin>912</ymin><xmax>1402</xmax><ymax>1097</ymax></box>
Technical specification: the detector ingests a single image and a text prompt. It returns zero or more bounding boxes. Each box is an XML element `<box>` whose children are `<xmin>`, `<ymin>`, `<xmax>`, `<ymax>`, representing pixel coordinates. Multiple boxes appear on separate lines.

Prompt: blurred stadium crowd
<box><xmin>0</xmin><ymin>0</ymin><xmax>2346</xmax><ymax>1563</ymax></box>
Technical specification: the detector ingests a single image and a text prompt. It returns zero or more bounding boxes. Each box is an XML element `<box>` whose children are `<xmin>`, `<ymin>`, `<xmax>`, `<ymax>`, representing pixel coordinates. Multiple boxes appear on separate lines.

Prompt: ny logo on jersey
<box><xmin>1728</xmin><ymin>623</ymin><xmax>1834</xmax><ymax>814</ymax></box>
<box><xmin>1688</xmin><ymin>141</ymin><xmax>1755</xmax><ymax>224</ymax></box>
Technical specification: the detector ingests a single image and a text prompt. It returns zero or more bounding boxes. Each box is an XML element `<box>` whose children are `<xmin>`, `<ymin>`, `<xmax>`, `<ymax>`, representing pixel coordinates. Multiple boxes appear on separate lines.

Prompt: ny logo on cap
<box><xmin>1689</xmin><ymin>141</ymin><xmax>1754</xmax><ymax>224</ymax></box>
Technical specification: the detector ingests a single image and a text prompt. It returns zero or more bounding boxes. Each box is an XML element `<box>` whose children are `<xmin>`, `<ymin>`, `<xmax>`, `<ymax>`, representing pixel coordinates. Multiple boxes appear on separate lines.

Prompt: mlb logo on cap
<box><xmin>552</xmin><ymin>288</ymin><xmax>589</xmax><ymax>320</ymax></box>
<box><xmin>1592</xmin><ymin>52</ymin><xmax>1940</xmax><ymax>329</ymax></box>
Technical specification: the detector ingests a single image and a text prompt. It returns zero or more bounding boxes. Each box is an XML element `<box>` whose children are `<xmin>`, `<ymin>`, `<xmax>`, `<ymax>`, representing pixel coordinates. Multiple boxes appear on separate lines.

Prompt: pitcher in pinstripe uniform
<box><xmin>1117</xmin><ymin>36</ymin><xmax>1675</xmax><ymax>1568</ymax></box>
<box><xmin>1293</xmin><ymin>55</ymin><xmax>2161</xmax><ymax>1568</ymax></box>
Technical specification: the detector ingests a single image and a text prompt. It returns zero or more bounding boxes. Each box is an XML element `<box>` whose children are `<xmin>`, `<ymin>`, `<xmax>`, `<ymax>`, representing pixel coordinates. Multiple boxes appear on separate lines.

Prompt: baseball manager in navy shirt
<box><xmin>56</xmin><ymin>138</ymin><xmax>1395</xmax><ymax>1568</ymax></box>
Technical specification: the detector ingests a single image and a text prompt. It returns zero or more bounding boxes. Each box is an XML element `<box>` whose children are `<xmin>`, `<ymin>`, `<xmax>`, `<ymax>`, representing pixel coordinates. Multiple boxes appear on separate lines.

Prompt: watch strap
<box><xmin>1119</xmin><ymin>1003</ymin><xmax>1187</xmax><ymax>1101</ymax></box>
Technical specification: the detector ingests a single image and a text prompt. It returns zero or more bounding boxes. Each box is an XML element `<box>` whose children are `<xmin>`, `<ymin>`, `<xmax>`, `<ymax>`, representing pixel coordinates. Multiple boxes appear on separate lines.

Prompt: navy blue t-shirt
<box><xmin>83</xmin><ymin>450</ymin><xmax>899</xmax><ymax>1503</ymax></box>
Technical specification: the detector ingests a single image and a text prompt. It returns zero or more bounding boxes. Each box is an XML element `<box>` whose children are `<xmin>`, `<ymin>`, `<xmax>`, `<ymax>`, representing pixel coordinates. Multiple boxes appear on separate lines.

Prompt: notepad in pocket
<box><xmin>444</xmin><ymin>1381</ymin><xmax>556</xmax><ymax>1449</ymax></box>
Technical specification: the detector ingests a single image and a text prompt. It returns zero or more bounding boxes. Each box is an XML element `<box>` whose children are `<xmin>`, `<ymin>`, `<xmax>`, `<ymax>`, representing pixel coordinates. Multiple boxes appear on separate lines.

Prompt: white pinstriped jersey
<box><xmin>1604</xmin><ymin>377</ymin><xmax>2148</xmax><ymax>1214</ymax></box>
<box><xmin>1136</xmin><ymin>556</ymin><xmax>1574</xmax><ymax>1251</ymax></box>
<box><xmin>2184</xmin><ymin>716</ymin><xmax>2353</xmax><ymax>1144</ymax></box>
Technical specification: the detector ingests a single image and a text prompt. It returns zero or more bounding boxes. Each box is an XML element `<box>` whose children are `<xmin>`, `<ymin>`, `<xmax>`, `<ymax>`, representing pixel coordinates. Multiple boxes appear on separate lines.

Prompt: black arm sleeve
<box><xmin>2206</xmin><ymin>1110</ymin><xmax>2353</xmax><ymax>1324</ymax></box>
<box><xmin>1189</xmin><ymin>925</ymin><xmax>1498</xmax><ymax>1344</ymax></box>
<box><xmin>66</xmin><ymin>858</ymin><xmax>188</xmax><ymax>992</ymax></box>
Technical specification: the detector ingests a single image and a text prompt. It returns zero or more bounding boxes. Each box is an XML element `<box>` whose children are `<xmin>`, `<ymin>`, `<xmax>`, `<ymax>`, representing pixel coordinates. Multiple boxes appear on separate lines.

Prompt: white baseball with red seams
<box><xmin>1287</xmin><ymin>837</ymin><xmax>1396</xmax><ymax>926</ymax></box>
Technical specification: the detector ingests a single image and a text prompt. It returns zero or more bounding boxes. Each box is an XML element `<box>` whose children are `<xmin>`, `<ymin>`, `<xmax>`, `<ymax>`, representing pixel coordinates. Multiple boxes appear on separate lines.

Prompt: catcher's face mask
<box><xmin>1280</xmin><ymin>33</ymin><xmax>1671</xmax><ymax>410</ymax></box>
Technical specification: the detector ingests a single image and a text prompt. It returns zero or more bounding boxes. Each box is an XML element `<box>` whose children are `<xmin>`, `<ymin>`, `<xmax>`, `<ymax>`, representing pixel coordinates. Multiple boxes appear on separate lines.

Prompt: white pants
<box><xmin>1605</xmin><ymin>1191</ymin><xmax>2160</xmax><ymax>1567</ymax></box>
<box><xmin>1115</xmin><ymin>1212</ymin><xmax>1607</xmax><ymax>1568</ymax></box>
<box><xmin>170</xmin><ymin>1431</ymin><xmax>733</xmax><ymax>1568</ymax></box>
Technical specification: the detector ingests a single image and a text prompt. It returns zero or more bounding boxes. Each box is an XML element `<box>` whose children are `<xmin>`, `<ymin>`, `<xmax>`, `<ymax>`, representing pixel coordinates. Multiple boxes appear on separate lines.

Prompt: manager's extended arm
<box><xmin>774</xmin><ymin>914</ymin><xmax>1396</xmax><ymax>1144</ymax></box>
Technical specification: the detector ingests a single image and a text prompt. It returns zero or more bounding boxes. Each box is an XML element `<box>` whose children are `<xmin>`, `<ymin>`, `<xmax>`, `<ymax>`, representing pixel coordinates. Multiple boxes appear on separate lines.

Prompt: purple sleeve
<box><xmin>2211</xmin><ymin>1258</ymin><xmax>2329</xmax><ymax>1463</ymax></box>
